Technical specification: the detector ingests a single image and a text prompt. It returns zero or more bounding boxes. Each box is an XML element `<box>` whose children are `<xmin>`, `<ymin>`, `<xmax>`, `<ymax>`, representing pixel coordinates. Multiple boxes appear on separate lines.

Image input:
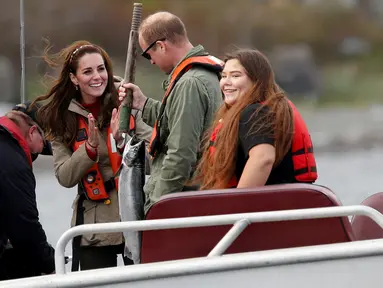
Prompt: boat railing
<box><xmin>55</xmin><ymin>204</ymin><xmax>383</xmax><ymax>274</ymax></box>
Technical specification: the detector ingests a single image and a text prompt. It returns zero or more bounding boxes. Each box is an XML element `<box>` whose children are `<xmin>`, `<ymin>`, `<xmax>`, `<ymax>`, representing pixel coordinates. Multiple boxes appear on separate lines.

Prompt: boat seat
<box><xmin>141</xmin><ymin>183</ymin><xmax>354</xmax><ymax>263</ymax></box>
<box><xmin>351</xmin><ymin>192</ymin><xmax>383</xmax><ymax>240</ymax></box>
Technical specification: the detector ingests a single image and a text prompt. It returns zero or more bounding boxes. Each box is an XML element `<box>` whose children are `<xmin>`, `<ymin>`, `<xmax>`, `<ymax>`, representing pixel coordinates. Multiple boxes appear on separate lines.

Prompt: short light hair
<box><xmin>139</xmin><ymin>11</ymin><xmax>188</xmax><ymax>46</ymax></box>
<box><xmin>5</xmin><ymin>110</ymin><xmax>42</xmax><ymax>138</ymax></box>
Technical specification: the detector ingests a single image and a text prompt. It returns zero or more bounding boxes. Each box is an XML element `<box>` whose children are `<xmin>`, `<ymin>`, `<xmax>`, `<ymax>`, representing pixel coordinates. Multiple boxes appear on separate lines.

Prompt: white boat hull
<box><xmin>1</xmin><ymin>239</ymin><xmax>383</xmax><ymax>287</ymax></box>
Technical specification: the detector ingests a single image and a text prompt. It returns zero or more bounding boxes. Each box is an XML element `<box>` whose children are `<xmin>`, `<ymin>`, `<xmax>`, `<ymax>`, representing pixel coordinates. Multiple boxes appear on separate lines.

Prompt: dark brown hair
<box><xmin>31</xmin><ymin>40</ymin><xmax>118</xmax><ymax>146</ymax></box>
<box><xmin>195</xmin><ymin>49</ymin><xmax>294</xmax><ymax>190</ymax></box>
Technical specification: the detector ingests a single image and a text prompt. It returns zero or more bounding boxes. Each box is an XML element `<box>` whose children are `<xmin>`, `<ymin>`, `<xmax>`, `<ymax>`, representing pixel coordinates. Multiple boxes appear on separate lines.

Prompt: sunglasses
<box><xmin>141</xmin><ymin>38</ymin><xmax>166</xmax><ymax>60</ymax></box>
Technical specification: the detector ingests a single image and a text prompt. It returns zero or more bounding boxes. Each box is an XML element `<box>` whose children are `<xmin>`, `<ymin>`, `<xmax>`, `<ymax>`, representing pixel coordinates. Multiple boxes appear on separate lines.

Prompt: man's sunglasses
<box><xmin>141</xmin><ymin>38</ymin><xmax>166</xmax><ymax>60</ymax></box>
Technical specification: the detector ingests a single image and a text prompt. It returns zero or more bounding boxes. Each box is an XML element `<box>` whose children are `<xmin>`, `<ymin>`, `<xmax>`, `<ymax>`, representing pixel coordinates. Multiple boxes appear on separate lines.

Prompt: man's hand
<box><xmin>118</xmin><ymin>83</ymin><xmax>147</xmax><ymax>110</ymax></box>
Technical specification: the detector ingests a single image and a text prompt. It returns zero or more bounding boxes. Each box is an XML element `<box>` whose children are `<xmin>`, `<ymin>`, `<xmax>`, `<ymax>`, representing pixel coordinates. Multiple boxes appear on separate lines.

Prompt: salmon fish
<box><xmin>117</xmin><ymin>135</ymin><xmax>146</xmax><ymax>264</ymax></box>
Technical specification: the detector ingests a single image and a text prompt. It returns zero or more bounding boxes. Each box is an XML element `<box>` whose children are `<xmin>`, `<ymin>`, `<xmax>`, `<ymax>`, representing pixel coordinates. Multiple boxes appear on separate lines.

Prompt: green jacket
<box><xmin>142</xmin><ymin>45</ymin><xmax>223</xmax><ymax>213</ymax></box>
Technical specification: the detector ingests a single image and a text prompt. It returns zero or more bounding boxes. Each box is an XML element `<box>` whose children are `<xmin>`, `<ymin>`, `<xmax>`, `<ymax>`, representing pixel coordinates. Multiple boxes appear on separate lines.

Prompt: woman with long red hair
<box><xmin>195</xmin><ymin>49</ymin><xmax>318</xmax><ymax>190</ymax></box>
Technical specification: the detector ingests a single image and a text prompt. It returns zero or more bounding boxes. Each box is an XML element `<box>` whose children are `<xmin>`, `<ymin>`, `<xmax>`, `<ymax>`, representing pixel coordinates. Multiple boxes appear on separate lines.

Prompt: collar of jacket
<box><xmin>162</xmin><ymin>44</ymin><xmax>209</xmax><ymax>91</ymax></box>
<box><xmin>68</xmin><ymin>93</ymin><xmax>112</xmax><ymax>124</ymax></box>
<box><xmin>68</xmin><ymin>99</ymin><xmax>90</xmax><ymax>118</ymax></box>
<box><xmin>0</xmin><ymin>116</ymin><xmax>32</xmax><ymax>167</ymax></box>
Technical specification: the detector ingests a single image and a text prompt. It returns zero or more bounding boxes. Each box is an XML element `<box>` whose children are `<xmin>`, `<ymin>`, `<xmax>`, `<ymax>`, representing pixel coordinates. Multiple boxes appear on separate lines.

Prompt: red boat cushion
<box><xmin>351</xmin><ymin>192</ymin><xmax>383</xmax><ymax>240</ymax></box>
<box><xmin>141</xmin><ymin>183</ymin><xmax>354</xmax><ymax>263</ymax></box>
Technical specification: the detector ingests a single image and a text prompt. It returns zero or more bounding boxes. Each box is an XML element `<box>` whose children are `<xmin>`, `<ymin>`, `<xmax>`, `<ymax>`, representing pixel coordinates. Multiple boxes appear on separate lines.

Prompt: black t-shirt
<box><xmin>235</xmin><ymin>103</ymin><xmax>297</xmax><ymax>185</ymax></box>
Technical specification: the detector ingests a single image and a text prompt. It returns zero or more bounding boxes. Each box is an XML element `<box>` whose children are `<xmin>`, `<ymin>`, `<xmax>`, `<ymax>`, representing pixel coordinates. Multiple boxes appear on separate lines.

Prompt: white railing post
<box><xmin>54</xmin><ymin>205</ymin><xmax>383</xmax><ymax>274</ymax></box>
<box><xmin>208</xmin><ymin>219</ymin><xmax>251</xmax><ymax>257</ymax></box>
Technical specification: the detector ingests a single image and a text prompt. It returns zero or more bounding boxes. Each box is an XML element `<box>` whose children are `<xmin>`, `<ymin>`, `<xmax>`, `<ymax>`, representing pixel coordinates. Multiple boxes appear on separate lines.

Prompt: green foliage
<box><xmin>13</xmin><ymin>0</ymin><xmax>383</xmax><ymax>106</ymax></box>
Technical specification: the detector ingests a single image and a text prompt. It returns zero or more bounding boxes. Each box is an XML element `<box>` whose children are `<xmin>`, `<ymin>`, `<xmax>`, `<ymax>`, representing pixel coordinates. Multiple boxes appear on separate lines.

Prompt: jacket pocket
<box><xmin>81</xmin><ymin>201</ymin><xmax>99</xmax><ymax>246</ymax></box>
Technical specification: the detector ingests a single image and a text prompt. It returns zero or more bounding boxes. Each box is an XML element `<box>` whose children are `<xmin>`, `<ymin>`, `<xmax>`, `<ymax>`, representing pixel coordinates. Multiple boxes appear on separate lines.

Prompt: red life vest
<box><xmin>209</xmin><ymin>100</ymin><xmax>317</xmax><ymax>187</ymax></box>
<box><xmin>148</xmin><ymin>55</ymin><xmax>224</xmax><ymax>157</ymax></box>
<box><xmin>72</xmin><ymin>115</ymin><xmax>135</xmax><ymax>203</ymax></box>
<box><xmin>287</xmin><ymin>100</ymin><xmax>317</xmax><ymax>182</ymax></box>
<box><xmin>0</xmin><ymin>116</ymin><xmax>32</xmax><ymax>167</ymax></box>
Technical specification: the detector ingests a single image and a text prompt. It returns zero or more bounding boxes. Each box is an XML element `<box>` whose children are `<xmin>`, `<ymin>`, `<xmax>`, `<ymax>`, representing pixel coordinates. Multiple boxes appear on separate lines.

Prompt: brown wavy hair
<box><xmin>30</xmin><ymin>40</ymin><xmax>119</xmax><ymax>146</ymax></box>
<box><xmin>195</xmin><ymin>49</ymin><xmax>294</xmax><ymax>190</ymax></box>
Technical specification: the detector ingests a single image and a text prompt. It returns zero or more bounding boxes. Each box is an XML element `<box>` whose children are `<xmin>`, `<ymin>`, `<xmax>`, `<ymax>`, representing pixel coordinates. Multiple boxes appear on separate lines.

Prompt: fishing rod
<box><xmin>119</xmin><ymin>3</ymin><xmax>143</xmax><ymax>135</ymax></box>
<box><xmin>20</xmin><ymin>0</ymin><xmax>26</xmax><ymax>103</ymax></box>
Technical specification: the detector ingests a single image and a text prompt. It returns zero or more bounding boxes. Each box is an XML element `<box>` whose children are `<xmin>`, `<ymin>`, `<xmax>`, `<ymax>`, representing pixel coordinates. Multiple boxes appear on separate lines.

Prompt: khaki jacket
<box><xmin>52</xmin><ymin>99</ymin><xmax>151</xmax><ymax>247</ymax></box>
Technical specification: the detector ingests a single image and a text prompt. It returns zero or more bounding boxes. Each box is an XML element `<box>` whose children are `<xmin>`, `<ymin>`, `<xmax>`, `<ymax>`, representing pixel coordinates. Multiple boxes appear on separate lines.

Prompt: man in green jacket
<box><xmin>119</xmin><ymin>11</ymin><xmax>223</xmax><ymax>213</ymax></box>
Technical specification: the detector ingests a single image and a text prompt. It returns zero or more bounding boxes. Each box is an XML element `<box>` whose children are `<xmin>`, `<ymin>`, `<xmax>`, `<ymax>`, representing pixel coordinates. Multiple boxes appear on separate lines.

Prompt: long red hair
<box><xmin>194</xmin><ymin>49</ymin><xmax>294</xmax><ymax>190</ymax></box>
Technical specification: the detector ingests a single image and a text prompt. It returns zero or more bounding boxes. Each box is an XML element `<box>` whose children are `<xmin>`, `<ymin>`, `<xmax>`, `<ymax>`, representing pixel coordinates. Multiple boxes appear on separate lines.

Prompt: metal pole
<box><xmin>20</xmin><ymin>0</ymin><xmax>25</xmax><ymax>103</ymax></box>
<box><xmin>7</xmin><ymin>239</ymin><xmax>383</xmax><ymax>288</ymax></box>
<box><xmin>54</xmin><ymin>205</ymin><xmax>383</xmax><ymax>274</ymax></box>
<box><xmin>208</xmin><ymin>219</ymin><xmax>251</xmax><ymax>257</ymax></box>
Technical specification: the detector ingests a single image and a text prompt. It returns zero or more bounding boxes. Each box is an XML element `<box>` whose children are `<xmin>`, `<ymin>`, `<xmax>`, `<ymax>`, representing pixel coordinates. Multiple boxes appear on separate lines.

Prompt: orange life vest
<box><xmin>148</xmin><ymin>55</ymin><xmax>224</xmax><ymax>157</ymax></box>
<box><xmin>72</xmin><ymin>115</ymin><xmax>136</xmax><ymax>203</ymax></box>
<box><xmin>209</xmin><ymin>100</ymin><xmax>317</xmax><ymax>187</ymax></box>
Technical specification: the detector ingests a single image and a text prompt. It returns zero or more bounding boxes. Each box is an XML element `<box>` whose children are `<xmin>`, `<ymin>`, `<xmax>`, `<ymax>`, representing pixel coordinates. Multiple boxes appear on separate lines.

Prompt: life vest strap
<box><xmin>104</xmin><ymin>177</ymin><xmax>116</xmax><ymax>193</ymax></box>
<box><xmin>292</xmin><ymin>147</ymin><xmax>314</xmax><ymax>156</ymax></box>
<box><xmin>148</xmin><ymin>56</ymin><xmax>224</xmax><ymax>157</ymax></box>
<box><xmin>294</xmin><ymin>166</ymin><xmax>317</xmax><ymax>175</ymax></box>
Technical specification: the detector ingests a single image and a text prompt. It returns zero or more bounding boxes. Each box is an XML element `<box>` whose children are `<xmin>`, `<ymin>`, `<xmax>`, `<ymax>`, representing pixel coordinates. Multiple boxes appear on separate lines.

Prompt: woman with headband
<box><xmin>31</xmin><ymin>40</ymin><xmax>136</xmax><ymax>271</ymax></box>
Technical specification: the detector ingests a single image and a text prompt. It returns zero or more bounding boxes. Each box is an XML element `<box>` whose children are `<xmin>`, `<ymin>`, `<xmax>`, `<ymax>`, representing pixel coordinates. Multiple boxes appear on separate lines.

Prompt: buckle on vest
<box><xmin>85</xmin><ymin>171</ymin><xmax>97</xmax><ymax>184</ymax></box>
<box><xmin>78</xmin><ymin>177</ymin><xmax>116</xmax><ymax>198</ymax></box>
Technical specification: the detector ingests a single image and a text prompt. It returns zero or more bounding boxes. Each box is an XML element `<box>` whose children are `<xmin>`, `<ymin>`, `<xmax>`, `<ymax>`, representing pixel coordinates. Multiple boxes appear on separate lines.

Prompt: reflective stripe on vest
<box><xmin>148</xmin><ymin>55</ymin><xmax>224</xmax><ymax>157</ymax></box>
<box><xmin>72</xmin><ymin>116</ymin><xmax>127</xmax><ymax>202</ymax></box>
<box><xmin>209</xmin><ymin>101</ymin><xmax>317</xmax><ymax>187</ymax></box>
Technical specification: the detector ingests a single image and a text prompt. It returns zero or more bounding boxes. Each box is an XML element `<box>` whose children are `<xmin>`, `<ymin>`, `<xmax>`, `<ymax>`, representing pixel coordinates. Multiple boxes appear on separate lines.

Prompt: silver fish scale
<box><xmin>118</xmin><ymin>135</ymin><xmax>146</xmax><ymax>264</ymax></box>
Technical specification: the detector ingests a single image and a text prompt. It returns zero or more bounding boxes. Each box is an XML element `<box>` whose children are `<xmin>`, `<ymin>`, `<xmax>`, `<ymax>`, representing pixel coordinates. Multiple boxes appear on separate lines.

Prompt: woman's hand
<box><xmin>111</xmin><ymin>105</ymin><xmax>122</xmax><ymax>142</ymax></box>
<box><xmin>86</xmin><ymin>113</ymin><xmax>99</xmax><ymax>150</ymax></box>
